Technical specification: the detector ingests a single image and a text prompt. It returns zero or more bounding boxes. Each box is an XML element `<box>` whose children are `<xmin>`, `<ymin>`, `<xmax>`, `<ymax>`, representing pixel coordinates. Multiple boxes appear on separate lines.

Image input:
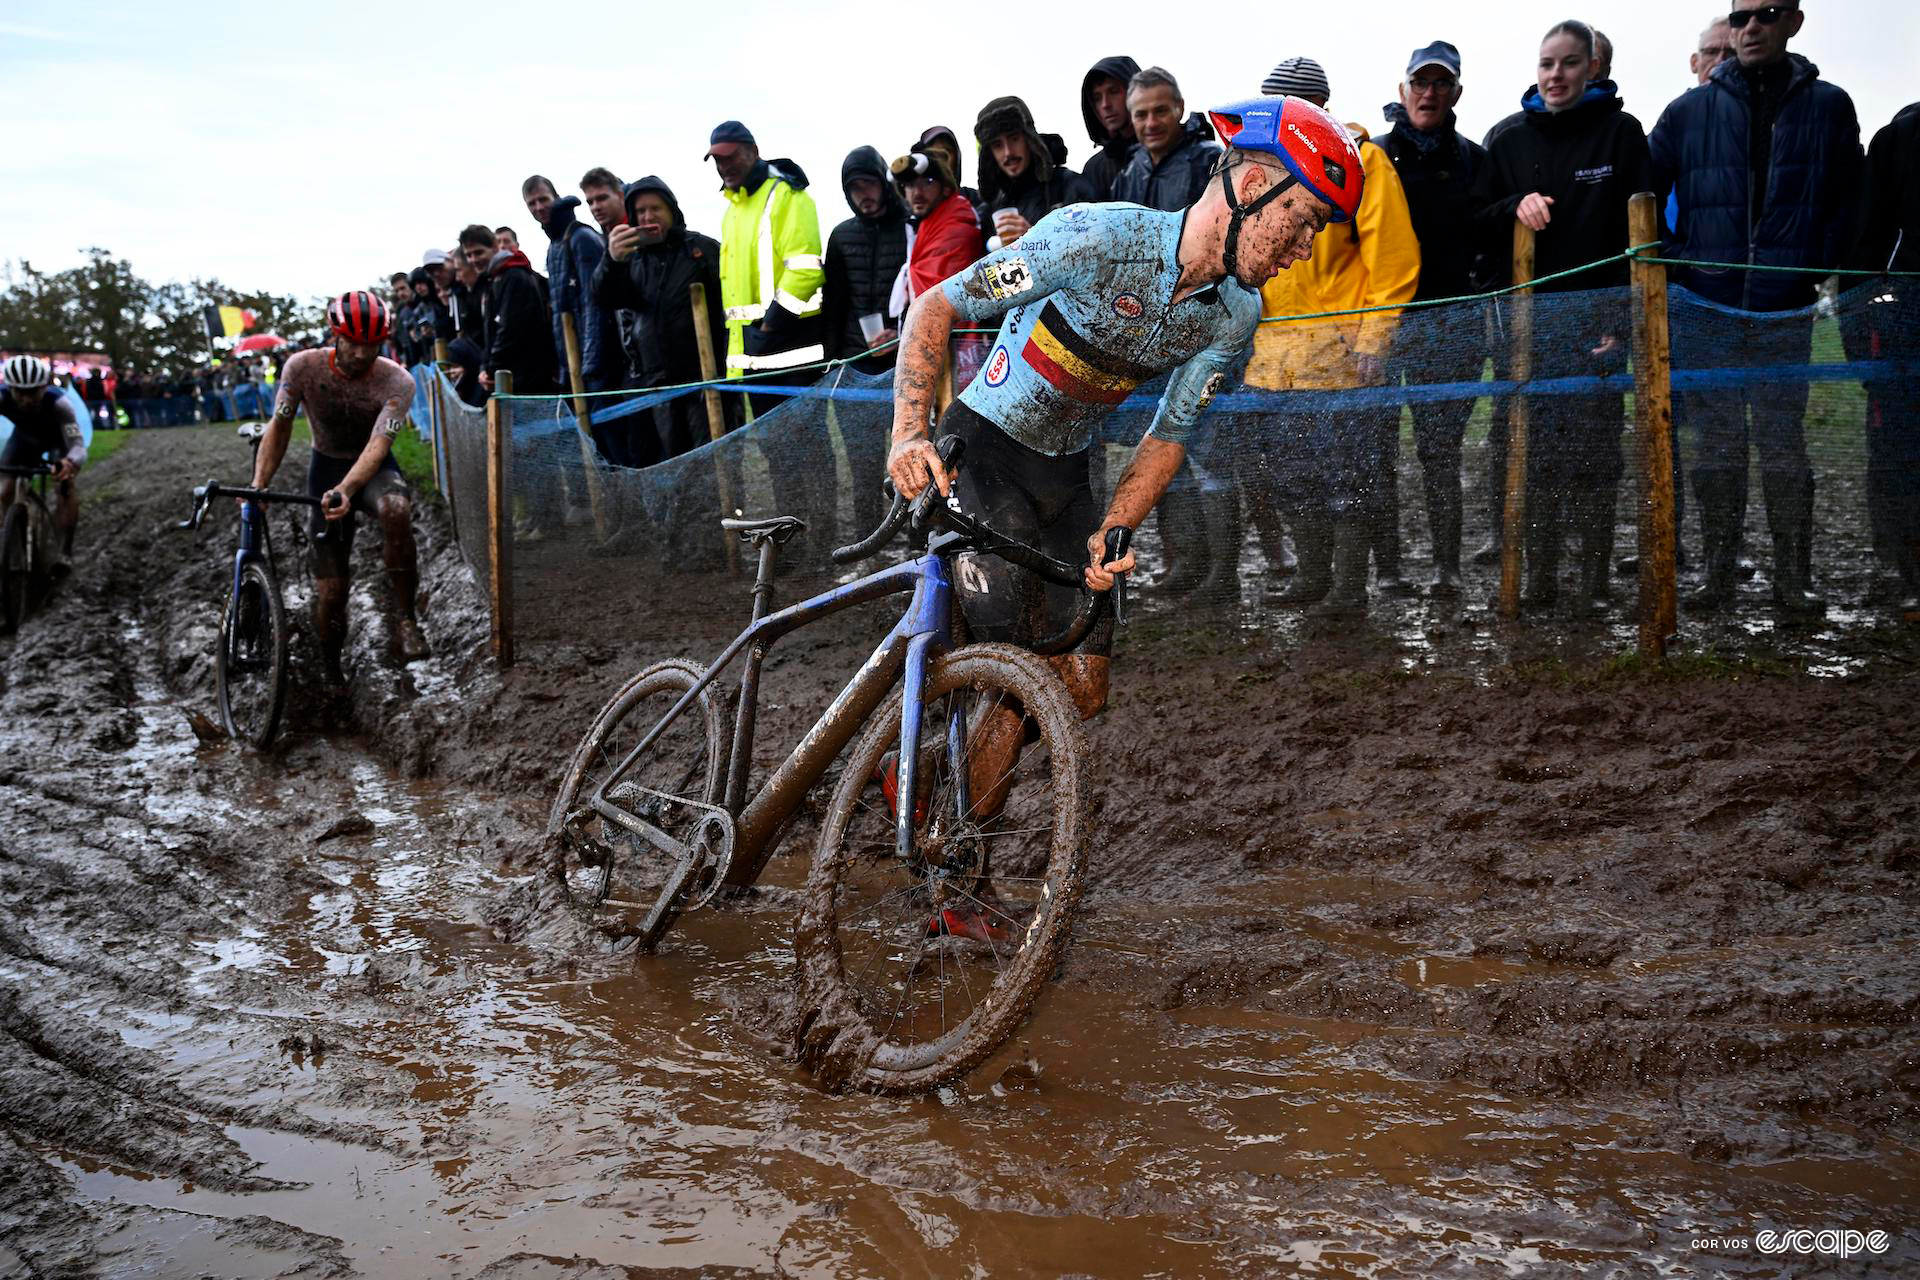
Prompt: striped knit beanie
<box><xmin>1261</xmin><ymin>56</ymin><xmax>1331</xmax><ymax>102</ymax></box>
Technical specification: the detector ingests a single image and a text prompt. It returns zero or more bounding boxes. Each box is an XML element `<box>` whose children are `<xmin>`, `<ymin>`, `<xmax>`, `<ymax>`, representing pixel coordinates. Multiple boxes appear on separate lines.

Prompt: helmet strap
<box><xmin>1219</xmin><ymin>163</ymin><xmax>1299</xmax><ymax>281</ymax></box>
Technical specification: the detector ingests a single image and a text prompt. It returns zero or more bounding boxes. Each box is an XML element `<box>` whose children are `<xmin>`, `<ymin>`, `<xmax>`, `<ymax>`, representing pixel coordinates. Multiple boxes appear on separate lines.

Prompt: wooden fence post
<box><xmin>1629</xmin><ymin>192</ymin><xmax>1677</xmax><ymax>658</ymax></box>
<box><xmin>486</xmin><ymin>368</ymin><xmax>515</xmax><ymax>666</ymax></box>
<box><xmin>1499</xmin><ymin>220</ymin><xmax>1536</xmax><ymax>621</ymax></box>
<box><xmin>560</xmin><ymin>311</ymin><xmax>611</xmax><ymax>541</ymax></box>
<box><xmin>689</xmin><ymin>282</ymin><xmax>740</xmax><ymax>573</ymax></box>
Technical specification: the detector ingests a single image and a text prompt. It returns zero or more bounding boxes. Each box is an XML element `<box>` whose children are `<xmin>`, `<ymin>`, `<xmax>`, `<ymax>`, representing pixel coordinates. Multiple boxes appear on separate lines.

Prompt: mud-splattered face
<box><xmin>331</xmin><ymin>336</ymin><xmax>379</xmax><ymax>380</ymax></box>
<box><xmin>1229</xmin><ymin>162</ymin><xmax>1333</xmax><ymax>287</ymax></box>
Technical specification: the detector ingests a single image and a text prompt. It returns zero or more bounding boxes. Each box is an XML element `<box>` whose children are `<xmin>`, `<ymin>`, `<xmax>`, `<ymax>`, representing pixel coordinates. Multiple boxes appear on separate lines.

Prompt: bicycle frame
<box><xmin>589</xmin><ymin>545</ymin><xmax>957</xmax><ymax>889</ymax></box>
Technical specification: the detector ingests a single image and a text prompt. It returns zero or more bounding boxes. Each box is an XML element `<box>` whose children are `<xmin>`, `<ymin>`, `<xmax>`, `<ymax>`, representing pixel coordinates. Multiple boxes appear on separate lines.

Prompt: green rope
<box><xmin>1626</xmin><ymin>247</ymin><xmax>1920</xmax><ymax>279</ymax></box>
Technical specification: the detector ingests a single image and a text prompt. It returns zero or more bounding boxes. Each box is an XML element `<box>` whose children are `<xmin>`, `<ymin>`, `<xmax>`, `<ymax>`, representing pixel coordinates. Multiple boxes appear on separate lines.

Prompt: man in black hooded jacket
<box><xmin>823</xmin><ymin>146</ymin><xmax>909</xmax><ymax>374</ymax></box>
<box><xmin>594</xmin><ymin>175</ymin><xmax>726</xmax><ymax>466</ymax></box>
<box><xmin>822</xmin><ymin>145</ymin><xmax>910</xmax><ymax>543</ymax></box>
<box><xmin>1079</xmin><ymin>55</ymin><xmax>1140</xmax><ymax>201</ymax></box>
<box><xmin>973</xmin><ymin>95</ymin><xmax>1094</xmax><ymax>253</ymax></box>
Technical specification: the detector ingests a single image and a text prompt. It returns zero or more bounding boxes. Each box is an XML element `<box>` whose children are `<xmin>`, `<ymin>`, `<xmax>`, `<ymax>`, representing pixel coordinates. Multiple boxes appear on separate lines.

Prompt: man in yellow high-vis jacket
<box><xmin>707</xmin><ymin>119</ymin><xmax>830</xmax><ymax>551</ymax></box>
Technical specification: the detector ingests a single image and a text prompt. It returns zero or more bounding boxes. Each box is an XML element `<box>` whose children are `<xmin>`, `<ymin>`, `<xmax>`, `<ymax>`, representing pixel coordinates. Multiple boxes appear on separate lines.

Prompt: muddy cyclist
<box><xmin>0</xmin><ymin>354</ymin><xmax>87</xmax><ymax>577</ymax></box>
<box><xmin>886</xmin><ymin>95</ymin><xmax>1363</xmax><ymax>708</ymax></box>
<box><xmin>250</xmin><ymin>291</ymin><xmax>430</xmax><ymax>680</ymax></box>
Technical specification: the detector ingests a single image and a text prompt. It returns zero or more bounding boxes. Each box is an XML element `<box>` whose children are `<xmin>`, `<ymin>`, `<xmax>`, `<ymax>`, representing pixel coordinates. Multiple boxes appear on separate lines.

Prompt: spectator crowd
<box><xmin>368</xmin><ymin>2</ymin><xmax>1919</xmax><ymax>617</ymax></box>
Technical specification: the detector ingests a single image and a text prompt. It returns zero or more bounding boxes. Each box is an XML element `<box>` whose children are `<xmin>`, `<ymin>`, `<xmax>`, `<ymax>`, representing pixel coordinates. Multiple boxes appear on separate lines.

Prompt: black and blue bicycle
<box><xmin>549</xmin><ymin>436</ymin><xmax>1131</xmax><ymax>1092</ymax></box>
<box><xmin>177</xmin><ymin>429</ymin><xmax>326</xmax><ymax>748</ymax></box>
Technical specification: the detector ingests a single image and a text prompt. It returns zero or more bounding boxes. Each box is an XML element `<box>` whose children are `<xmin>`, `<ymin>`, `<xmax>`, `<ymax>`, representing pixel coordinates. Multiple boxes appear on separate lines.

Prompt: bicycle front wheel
<box><xmin>795</xmin><ymin>642</ymin><xmax>1091</xmax><ymax>1093</ymax></box>
<box><xmin>0</xmin><ymin>503</ymin><xmax>26</xmax><ymax>633</ymax></box>
<box><xmin>217</xmin><ymin>559</ymin><xmax>289</xmax><ymax>748</ymax></box>
<box><xmin>549</xmin><ymin>659</ymin><xmax>732</xmax><ymax>947</ymax></box>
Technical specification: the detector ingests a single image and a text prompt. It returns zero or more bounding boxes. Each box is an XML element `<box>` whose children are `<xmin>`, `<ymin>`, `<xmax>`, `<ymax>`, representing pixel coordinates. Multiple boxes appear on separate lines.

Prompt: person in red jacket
<box><xmin>891</xmin><ymin>144</ymin><xmax>985</xmax><ymax>386</ymax></box>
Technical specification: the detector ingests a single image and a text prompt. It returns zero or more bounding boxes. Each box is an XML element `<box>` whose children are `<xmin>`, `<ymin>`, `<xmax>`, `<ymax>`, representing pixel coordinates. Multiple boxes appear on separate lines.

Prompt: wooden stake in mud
<box><xmin>1499</xmin><ymin>220</ymin><xmax>1536</xmax><ymax>620</ymax></box>
<box><xmin>689</xmin><ymin>283</ymin><xmax>740</xmax><ymax>574</ymax></box>
<box><xmin>1629</xmin><ymin>192</ymin><xmax>1678</xmax><ymax>658</ymax></box>
<box><xmin>560</xmin><ymin>311</ymin><xmax>611</xmax><ymax>542</ymax></box>
<box><xmin>486</xmin><ymin>368</ymin><xmax>515</xmax><ymax>667</ymax></box>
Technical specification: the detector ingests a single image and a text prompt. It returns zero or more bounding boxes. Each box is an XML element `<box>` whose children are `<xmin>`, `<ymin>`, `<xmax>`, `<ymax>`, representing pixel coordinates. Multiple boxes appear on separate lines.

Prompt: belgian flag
<box><xmin>202</xmin><ymin>305</ymin><xmax>258</xmax><ymax>340</ymax></box>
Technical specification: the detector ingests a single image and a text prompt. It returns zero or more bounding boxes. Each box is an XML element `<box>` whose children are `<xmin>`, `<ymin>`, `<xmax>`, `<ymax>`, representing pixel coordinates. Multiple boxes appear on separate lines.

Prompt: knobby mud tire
<box><xmin>547</xmin><ymin>658</ymin><xmax>732</xmax><ymax>942</ymax></box>
<box><xmin>794</xmin><ymin>642</ymin><xmax>1091</xmax><ymax>1095</ymax></box>
<box><xmin>0</xmin><ymin>503</ymin><xmax>26</xmax><ymax>633</ymax></box>
<box><xmin>217</xmin><ymin>559</ymin><xmax>289</xmax><ymax>748</ymax></box>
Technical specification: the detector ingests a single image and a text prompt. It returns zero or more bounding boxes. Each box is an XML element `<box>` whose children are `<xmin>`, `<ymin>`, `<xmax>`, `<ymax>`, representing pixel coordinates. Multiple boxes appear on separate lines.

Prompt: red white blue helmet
<box><xmin>1207</xmin><ymin>96</ymin><xmax>1364</xmax><ymax>224</ymax></box>
<box><xmin>2</xmin><ymin>353</ymin><xmax>52</xmax><ymax>389</ymax></box>
<box><xmin>327</xmin><ymin>290</ymin><xmax>392</xmax><ymax>344</ymax></box>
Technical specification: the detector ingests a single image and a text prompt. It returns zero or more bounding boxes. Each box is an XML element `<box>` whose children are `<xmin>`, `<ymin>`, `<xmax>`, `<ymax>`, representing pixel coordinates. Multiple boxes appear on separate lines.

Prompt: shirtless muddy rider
<box><xmin>250</xmin><ymin>290</ymin><xmax>430</xmax><ymax>679</ymax></box>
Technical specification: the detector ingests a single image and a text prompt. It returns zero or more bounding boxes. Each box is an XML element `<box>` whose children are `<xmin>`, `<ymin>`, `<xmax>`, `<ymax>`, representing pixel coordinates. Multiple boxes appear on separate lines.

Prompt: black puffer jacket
<box><xmin>1852</xmin><ymin>100</ymin><xmax>1920</xmax><ymax>275</ymax></box>
<box><xmin>1474</xmin><ymin>86</ymin><xmax>1651</xmax><ymax>294</ymax></box>
<box><xmin>823</xmin><ymin>146</ymin><xmax>909</xmax><ymax>367</ymax></box>
<box><xmin>1110</xmin><ymin>116</ymin><xmax>1220</xmax><ymax>212</ymax></box>
<box><xmin>975</xmin><ymin>97</ymin><xmax>1094</xmax><ymax>250</ymax></box>
<box><xmin>1079</xmin><ymin>55</ymin><xmax>1140</xmax><ymax>201</ymax></box>
<box><xmin>590</xmin><ymin>176</ymin><xmax>725</xmax><ymax>388</ymax></box>
<box><xmin>1649</xmin><ymin>54</ymin><xmax>1863</xmax><ymax>310</ymax></box>
<box><xmin>1377</xmin><ymin>105</ymin><xmax>1490</xmax><ymax>300</ymax></box>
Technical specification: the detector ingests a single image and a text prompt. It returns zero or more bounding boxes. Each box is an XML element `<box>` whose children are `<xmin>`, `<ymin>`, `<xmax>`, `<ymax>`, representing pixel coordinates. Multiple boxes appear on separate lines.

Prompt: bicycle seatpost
<box><xmin>1104</xmin><ymin>526</ymin><xmax>1133</xmax><ymax>626</ymax></box>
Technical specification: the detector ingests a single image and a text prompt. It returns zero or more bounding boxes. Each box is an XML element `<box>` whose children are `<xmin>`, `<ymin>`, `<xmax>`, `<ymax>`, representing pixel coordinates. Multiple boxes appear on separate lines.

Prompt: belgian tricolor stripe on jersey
<box><xmin>1021</xmin><ymin>302</ymin><xmax>1154</xmax><ymax>406</ymax></box>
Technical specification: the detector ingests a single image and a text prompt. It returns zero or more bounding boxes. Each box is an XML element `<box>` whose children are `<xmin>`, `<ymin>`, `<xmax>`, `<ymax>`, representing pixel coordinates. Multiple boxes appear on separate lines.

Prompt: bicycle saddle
<box><xmin>719</xmin><ymin>513</ymin><xmax>807</xmax><ymax>545</ymax></box>
<box><xmin>237</xmin><ymin>424</ymin><xmax>267</xmax><ymax>443</ymax></box>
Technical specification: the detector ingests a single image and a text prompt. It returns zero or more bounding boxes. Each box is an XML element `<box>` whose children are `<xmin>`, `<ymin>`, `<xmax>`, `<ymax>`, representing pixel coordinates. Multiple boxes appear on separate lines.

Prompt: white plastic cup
<box><xmin>858</xmin><ymin>312</ymin><xmax>887</xmax><ymax>343</ymax></box>
<box><xmin>993</xmin><ymin>208</ymin><xmax>1022</xmax><ymax>240</ymax></box>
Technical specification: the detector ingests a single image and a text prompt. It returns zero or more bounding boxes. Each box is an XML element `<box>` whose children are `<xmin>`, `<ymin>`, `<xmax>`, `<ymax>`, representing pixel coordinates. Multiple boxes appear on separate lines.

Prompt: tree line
<box><xmin>0</xmin><ymin>249</ymin><xmax>319</xmax><ymax>375</ymax></box>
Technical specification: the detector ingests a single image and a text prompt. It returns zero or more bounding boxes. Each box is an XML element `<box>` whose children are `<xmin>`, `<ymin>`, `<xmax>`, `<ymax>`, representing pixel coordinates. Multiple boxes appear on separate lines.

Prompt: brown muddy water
<box><xmin>2</xmin><ymin>427</ymin><xmax>1916</xmax><ymax>1278</ymax></box>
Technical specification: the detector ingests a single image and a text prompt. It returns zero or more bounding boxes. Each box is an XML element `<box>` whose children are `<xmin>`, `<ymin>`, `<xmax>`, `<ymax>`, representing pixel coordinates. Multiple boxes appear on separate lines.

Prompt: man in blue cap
<box><xmin>1376</xmin><ymin>40</ymin><xmax>1490</xmax><ymax>593</ymax></box>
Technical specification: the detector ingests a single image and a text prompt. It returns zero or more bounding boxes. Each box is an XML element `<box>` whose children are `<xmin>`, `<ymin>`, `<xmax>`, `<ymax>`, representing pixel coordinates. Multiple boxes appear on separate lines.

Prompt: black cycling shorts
<box><xmin>305</xmin><ymin>451</ymin><xmax>409</xmax><ymax>580</ymax></box>
<box><xmin>941</xmin><ymin>401</ymin><xmax>1112</xmax><ymax>658</ymax></box>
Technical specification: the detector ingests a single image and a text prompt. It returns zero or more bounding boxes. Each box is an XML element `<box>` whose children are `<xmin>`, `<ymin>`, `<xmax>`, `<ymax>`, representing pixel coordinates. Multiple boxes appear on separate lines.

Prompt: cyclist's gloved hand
<box><xmin>1084</xmin><ymin>524</ymin><xmax>1135</xmax><ymax>591</ymax></box>
<box><xmin>887</xmin><ymin>437</ymin><xmax>950</xmax><ymax>502</ymax></box>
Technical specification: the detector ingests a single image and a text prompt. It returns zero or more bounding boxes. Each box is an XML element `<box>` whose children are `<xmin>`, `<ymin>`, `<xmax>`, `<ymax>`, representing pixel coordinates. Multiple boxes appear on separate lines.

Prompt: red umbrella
<box><xmin>232</xmin><ymin>334</ymin><xmax>287</xmax><ymax>355</ymax></box>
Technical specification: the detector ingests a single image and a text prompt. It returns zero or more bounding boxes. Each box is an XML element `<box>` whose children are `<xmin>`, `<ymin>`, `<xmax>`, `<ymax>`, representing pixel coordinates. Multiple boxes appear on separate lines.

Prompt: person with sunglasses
<box><xmin>1648</xmin><ymin>0</ymin><xmax>1863</xmax><ymax>616</ymax></box>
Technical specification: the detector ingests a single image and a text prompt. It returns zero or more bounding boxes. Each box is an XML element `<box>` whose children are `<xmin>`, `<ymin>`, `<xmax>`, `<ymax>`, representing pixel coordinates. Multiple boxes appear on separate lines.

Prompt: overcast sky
<box><xmin>3</xmin><ymin>0</ymin><xmax>1912</xmax><ymax>308</ymax></box>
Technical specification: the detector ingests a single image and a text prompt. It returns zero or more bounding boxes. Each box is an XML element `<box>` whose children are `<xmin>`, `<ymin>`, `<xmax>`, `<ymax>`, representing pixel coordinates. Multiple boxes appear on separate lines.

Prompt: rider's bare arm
<box><xmin>252</xmin><ymin>394</ymin><xmax>298</xmax><ymax>489</ymax></box>
<box><xmin>1084</xmin><ymin>437</ymin><xmax>1187</xmax><ymax>589</ymax></box>
<box><xmin>886</xmin><ymin>290</ymin><xmax>958</xmax><ymax>500</ymax></box>
<box><xmin>53</xmin><ymin>403</ymin><xmax>86</xmax><ymax>480</ymax></box>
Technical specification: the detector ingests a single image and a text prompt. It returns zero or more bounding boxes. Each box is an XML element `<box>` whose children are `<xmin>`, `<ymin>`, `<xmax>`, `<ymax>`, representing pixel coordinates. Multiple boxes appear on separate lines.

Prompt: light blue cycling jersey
<box><xmin>940</xmin><ymin>203</ymin><xmax>1261</xmax><ymax>456</ymax></box>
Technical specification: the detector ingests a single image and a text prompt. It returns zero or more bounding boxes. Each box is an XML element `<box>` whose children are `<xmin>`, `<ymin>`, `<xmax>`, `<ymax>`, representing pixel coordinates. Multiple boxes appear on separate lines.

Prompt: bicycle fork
<box><xmin>891</xmin><ymin>558</ymin><xmax>965</xmax><ymax>862</ymax></box>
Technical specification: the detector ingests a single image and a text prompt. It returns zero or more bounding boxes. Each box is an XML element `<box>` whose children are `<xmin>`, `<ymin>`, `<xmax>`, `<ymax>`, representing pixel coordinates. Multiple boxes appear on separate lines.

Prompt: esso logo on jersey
<box><xmin>984</xmin><ymin>345</ymin><xmax>1011</xmax><ymax>387</ymax></box>
<box><xmin>1112</xmin><ymin>292</ymin><xmax>1144</xmax><ymax>320</ymax></box>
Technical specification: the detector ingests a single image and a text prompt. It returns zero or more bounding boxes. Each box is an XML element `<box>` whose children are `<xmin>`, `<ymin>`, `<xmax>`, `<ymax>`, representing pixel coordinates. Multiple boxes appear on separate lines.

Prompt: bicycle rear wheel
<box><xmin>795</xmin><ymin>642</ymin><xmax>1091</xmax><ymax>1093</ymax></box>
<box><xmin>549</xmin><ymin>659</ymin><xmax>732</xmax><ymax>947</ymax></box>
<box><xmin>0</xmin><ymin>504</ymin><xmax>26</xmax><ymax>633</ymax></box>
<box><xmin>217</xmin><ymin>559</ymin><xmax>289</xmax><ymax>748</ymax></box>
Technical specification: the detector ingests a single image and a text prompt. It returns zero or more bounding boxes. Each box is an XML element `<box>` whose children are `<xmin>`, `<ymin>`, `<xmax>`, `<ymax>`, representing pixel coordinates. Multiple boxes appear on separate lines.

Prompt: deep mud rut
<box><xmin>2</xmin><ymin>425</ymin><xmax>1917</xmax><ymax>1278</ymax></box>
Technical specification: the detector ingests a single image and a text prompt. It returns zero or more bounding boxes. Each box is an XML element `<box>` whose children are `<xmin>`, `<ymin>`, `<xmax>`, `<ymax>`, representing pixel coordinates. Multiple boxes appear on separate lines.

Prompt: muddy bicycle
<box><xmin>0</xmin><ymin>461</ymin><xmax>59</xmax><ymax>634</ymax></box>
<box><xmin>177</xmin><ymin>428</ymin><xmax>327</xmax><ymax>747</ymax></box>
<box><xmin>550</xmin><ymin>436</ymin><xmax>1129</xmax><ymax>1092</ymax></box>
